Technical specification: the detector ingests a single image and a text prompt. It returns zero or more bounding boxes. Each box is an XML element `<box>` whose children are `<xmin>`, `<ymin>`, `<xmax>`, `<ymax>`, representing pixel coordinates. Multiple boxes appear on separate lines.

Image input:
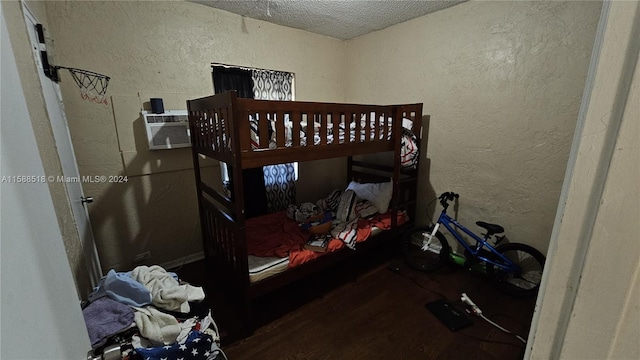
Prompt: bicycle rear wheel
<box><xmin>486</xmin><ymin>243</ymin><xmax>545</xmax><ymax>297</ymax></box>
<box><xmin>402</xmin><ymin>226</ymin><xmax>451</xmax><ymax>272</ymax></box>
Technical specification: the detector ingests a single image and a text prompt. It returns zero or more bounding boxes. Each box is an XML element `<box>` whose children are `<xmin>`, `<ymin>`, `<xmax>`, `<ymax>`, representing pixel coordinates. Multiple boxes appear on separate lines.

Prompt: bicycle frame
<box><xmin>427</xmin><ymin>211</ymin><xmax>520</xmax><ymax>273</ymax></box>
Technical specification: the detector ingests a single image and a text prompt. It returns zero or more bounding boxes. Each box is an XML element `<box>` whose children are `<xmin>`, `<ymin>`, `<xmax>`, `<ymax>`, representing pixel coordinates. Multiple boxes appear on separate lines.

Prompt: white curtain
<box><xmin>252</xmin><ymin>70</ymin><xmax>293</xmax><ymax>101</ymax></box>
<box><xmin>252</xmin><ymin>69</ymin><xmax>296</xmax><ymax>213</ymax></box>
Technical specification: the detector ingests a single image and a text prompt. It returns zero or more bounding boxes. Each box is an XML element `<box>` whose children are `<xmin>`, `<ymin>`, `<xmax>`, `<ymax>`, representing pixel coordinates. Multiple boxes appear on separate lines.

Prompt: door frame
<box><xmin>22</xmin><ymin>2</ymin><xmax>103</xmax><ymax>288</ymax></box>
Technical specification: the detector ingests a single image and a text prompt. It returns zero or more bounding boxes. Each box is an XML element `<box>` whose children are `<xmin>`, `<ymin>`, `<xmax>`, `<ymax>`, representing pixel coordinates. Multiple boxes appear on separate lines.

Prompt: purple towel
<box><xmin>82</xmin><ymin>296</ymin><xmax>134</xmax><ymax>348</ymax></box>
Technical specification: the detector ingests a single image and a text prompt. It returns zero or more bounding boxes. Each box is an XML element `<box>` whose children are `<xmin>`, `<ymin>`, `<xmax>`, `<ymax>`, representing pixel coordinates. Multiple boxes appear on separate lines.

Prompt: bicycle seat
<box><xmin>476</xmin><ymin>221</ymin><xmax>504</xmax><ymax>235</ymax></box>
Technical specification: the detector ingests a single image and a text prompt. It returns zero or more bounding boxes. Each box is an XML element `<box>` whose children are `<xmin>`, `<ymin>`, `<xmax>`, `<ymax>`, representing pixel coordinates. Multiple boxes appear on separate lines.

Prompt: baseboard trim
<box><xmin>161</xmin><ymin>251</ymin><xmax>205</xmax><ymax>271</ymax></box>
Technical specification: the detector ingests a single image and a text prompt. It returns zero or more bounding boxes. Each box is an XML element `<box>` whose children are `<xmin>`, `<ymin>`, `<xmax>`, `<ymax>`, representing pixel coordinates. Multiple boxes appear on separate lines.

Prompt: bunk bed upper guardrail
<box><xmin>187</xmin><ymin>91</ymin><xmax>423</xmax><ymax>169</ymax></box>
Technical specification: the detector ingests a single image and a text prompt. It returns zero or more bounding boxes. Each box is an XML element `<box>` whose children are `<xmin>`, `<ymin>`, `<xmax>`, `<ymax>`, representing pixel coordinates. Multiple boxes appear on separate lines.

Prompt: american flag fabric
<box><xmin>133</xmin><ymin>330</ymin><xmax>219</xmax><ymax>360</ymax></box>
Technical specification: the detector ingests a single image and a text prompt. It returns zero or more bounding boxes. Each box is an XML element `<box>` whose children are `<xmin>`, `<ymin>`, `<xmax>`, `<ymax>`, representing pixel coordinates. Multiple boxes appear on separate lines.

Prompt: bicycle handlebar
<box><xmin>439</xmin><ymin>192</ymin><xmax>459</xmax><ymax>208</ymax></box>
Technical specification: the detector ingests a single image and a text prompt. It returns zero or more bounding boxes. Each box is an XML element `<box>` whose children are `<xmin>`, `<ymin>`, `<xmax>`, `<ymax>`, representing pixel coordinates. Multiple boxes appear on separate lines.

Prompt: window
<box><xmin>213</xmin><ymin>64</ymin><xmax>298</xmax><ymax>213</ymax></box>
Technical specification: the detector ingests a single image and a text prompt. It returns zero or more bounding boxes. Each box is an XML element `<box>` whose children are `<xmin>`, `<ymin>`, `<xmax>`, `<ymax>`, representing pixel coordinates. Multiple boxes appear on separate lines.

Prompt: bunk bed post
<box><xmin>187</xmin><ymin>91</ymin><xmax>255</xmax><ymax>336</ymax></box>
<box><xmin>187</xmin><ymin>102</ymin><xmax>208</xmax><ymax>262</ymax></box>
<box><xmin>407</xmin><ymin>107</ymin><xmax>424</xmax><ymax>222</ymax></box>
<box><xmin>409</xmin><ymin>107</ymin><xmax>424</xmax><ymax>167</ymax></box>
<box><xmin>390</xmin><ymin>106</ymin><xmax>403</xmax><ymax>229</ymax></box>
<box><xmin>226</xmin><ymin>91</ymin><xmax>255</xmax><ymax>335</ymax></box>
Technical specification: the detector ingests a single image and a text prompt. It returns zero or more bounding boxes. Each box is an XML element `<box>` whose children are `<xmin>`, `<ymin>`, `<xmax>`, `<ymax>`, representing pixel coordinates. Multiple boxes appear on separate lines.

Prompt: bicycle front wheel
<box><xmin>402</xmin><ymin>226</ymin><xmax>451</xmax><ymax>272</ymax></box>
<box><xmin>486</xmin><ymin>243</ymin><xmax>545</xmax><ymax>297</ymax></box>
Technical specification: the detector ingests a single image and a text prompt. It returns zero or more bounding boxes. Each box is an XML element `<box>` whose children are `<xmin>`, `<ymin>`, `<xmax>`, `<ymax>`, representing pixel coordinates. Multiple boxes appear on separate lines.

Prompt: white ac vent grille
<box><xmin>142</xmin><ymin>110</ymin><xmax>190</xmax><ymax>150</ymax></box>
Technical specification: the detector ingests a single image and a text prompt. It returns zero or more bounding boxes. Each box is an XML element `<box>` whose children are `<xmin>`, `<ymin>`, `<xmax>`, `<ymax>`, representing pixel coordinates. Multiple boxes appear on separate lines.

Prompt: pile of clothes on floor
<box><xmin>83</xmin><ymin>265</ymin><xmax>227</xmax><ymax>360</ymax></box>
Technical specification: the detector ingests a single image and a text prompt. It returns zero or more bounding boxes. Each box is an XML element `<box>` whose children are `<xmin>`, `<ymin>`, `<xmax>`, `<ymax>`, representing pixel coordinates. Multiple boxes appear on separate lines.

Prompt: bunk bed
<box><xmin>187</xmin><ymin>91</ymin><xmax>426</xmax><ymax>335</ymax></box>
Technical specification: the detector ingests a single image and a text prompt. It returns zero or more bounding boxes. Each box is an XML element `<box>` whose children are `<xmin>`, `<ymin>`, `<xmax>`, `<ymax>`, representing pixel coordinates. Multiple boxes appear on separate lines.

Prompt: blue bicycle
<box><xmin>402</xmin><ymin>192</ymin><xmax>546</xmax><ymax>297</ymax></box>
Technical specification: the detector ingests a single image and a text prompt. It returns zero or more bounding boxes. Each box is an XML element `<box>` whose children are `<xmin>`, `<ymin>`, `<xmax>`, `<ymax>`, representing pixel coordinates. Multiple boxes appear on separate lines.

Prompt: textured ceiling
<box><xmin>191</xmin><ymin>0</ymin><xmax>466</xmax><ymax>40</ymax></box>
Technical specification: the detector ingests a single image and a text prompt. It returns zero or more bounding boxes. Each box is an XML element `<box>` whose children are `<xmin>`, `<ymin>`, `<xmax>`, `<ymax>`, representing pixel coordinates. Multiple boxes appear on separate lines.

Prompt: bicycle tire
<box><xmin>486</xmin><ymin>243</ymin><xmax>546</xmax><ymax>297</ymax></box>
<box><xmin>402</xmin><ymin>226</ymin><xmax>451</xmax><ymax>272</ymax></box>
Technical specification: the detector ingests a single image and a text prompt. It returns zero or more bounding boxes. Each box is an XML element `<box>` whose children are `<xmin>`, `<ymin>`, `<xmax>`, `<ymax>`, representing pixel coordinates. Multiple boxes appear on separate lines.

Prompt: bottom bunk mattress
<box><xmin>248</xmin><ymin>255</ymin><xmax>289</xmax><ymax>283</ymax></box>
<box><xmin>246</xmin><ymin>210</ymin><xmax>406</xmax><ymax>283</ymax></box>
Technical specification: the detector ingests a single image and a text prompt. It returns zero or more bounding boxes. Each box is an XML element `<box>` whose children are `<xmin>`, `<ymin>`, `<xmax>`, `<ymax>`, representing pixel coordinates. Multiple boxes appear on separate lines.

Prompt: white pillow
<box><xmin>402</xmin><ymin>117</ymin><xmax>413</xmax><ymax>130</ymax></box>
<box><xmin>346</xmin><ymin>180</ymin><xmax>393</xmax><ymax>214</ymax></box>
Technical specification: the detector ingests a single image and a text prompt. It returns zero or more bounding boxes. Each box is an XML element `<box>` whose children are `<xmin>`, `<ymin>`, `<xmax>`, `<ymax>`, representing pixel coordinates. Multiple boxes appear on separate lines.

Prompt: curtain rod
<box><xmin>210</xmin><ymin>63</ymin><xmax>293</xmax><ymax>75</ymax></box>
<box><xmin>211</xmin><ymin>63</ymin><xmax>252</xmax><ymax>71</ymax></box>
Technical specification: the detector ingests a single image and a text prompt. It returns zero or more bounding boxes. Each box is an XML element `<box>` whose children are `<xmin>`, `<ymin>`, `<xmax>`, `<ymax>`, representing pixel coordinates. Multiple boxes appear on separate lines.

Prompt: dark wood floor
<box><xmin>176</xmin><ymin>250</ymin><xmax>536</xmax><ymax>360</ymax></box>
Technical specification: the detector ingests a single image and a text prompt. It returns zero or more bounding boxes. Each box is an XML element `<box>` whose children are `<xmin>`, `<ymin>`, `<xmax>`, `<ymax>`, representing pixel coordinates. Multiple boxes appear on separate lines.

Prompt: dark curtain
<box><xmin>212</xmin><ymin>67</ymin><xmax>254</xmax><ymax>98</ymax></box>
<box><xmin>212</xmin><ymin>66</ymin><xmax>268</xmax><ymax>219</ymax></box>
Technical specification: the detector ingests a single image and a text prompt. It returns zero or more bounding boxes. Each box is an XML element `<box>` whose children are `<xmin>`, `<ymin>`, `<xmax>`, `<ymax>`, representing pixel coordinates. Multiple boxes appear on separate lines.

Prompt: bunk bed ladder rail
<box><xmin>347</xmin><ymin>103</ymin><xmax>424</xmax><ymax>227</ymax></box>
<box><xmin>398</xmin><ymin>103</ymin><xmax>422</xmax><ymax>222</ymax></box>
<box><xmin>396</xmin><ymin>103</ymin><xmax>424</xmax><ymax>223</ymax></box>
<box><xmin>187</xmin><ymin>92</ymin><xmax>251</xmax><ymax>288</ymax></box>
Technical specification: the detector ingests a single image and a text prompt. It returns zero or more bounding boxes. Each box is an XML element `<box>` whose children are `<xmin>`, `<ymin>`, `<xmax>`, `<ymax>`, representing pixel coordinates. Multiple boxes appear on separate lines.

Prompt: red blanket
<box><xmin>246</xmin><ymin>211</ymin><xmax>406</xmax><ymax>268</ymax></box>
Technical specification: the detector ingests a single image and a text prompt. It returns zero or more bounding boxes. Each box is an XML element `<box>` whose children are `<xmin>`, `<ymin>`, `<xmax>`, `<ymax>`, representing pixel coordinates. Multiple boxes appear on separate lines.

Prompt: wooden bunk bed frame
<box><xmin>187</xmin><ymin>91</ymin><xmax>426</xmax><ymax>335</ymax></box>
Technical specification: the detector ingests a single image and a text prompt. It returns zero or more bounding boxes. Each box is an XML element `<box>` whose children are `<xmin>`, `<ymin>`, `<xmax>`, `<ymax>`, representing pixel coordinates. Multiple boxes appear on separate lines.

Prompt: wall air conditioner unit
<box><xmin>142</xmin><ymin>110</ymin><xmax>191</xmax><ymax>150</ymax></box>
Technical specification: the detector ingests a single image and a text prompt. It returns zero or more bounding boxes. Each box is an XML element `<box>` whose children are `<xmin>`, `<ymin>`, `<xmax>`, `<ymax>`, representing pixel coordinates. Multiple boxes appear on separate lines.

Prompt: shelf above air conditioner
<box><xmin>142</xmin><ymin>110</ymin><xmax>190</xmax><ymax>150</ymax></box>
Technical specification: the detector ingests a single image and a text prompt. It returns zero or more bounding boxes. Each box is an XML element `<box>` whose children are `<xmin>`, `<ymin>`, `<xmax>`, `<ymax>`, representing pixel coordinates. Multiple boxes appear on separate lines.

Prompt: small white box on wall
<box><xmin>142</xmin><ymin>110</ymin><xmax>190</xmax><ymax>150</ymax></box>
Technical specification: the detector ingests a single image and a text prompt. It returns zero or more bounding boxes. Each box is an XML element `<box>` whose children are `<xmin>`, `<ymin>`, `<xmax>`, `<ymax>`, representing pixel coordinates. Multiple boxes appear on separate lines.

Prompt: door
<box><xmin>23</xmin><ymin>5</ymin><xmax>103</xmax><ymax>287</ymax></box>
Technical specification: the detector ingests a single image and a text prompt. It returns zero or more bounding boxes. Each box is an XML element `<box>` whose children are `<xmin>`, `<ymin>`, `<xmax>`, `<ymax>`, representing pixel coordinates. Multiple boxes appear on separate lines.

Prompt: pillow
<box><xmin>402</xmin><ymin>117</ymin><xmax>413</xmax><ymax>130</ymax></box>
<box><xmin>346</xmin><ymin>180</ymin><xmax>393</xmax><ymax>214</ymax></box>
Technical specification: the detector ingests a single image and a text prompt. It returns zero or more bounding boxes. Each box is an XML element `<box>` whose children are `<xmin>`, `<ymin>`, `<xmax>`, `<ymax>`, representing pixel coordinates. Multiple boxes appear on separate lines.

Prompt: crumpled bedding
<box><xmin>246</xmin><ymin>211</ymin><xmax>306</xmax><ymax>258</ymax></box>
<box><xmin>246</xmin><ymin>209</ymin><xmax>407</xmax><ymax>268</ymax></box>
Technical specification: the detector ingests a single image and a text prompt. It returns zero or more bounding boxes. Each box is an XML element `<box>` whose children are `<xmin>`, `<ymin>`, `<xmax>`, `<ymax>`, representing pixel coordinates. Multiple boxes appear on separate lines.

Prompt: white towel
<box><xmin>133</xmin><ymin>306</ymin><xmax>181</xmax><ymax>346</ymax></box>
<box><xmin>130</xmin><ymin>265</ymin><xmax>205</xmax><ymax>313</ymax></box>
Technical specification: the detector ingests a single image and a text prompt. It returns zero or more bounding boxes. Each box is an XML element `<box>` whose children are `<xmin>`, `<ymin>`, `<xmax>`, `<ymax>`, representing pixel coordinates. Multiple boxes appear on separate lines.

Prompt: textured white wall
<box><xmin>345</xmin><ymin>1</ymin><xmax>602</xmax><ymax>253</ymax></box>
<box><xmin>563</xmin><ymin>52</ymin><xmax>640</xmax><ymax>359</ymax></box>
<box><xmin>44</xmin><ymin>1</ymin><xmax>347</xmax><ymax>272</ymax></box>
<box><xmin>530</xmin><ymin>1</ymin><xmax>640</xmax><ymax>358</ymax></box>
<box><xmin>1</xmin><ymin>5</ymin><xmax>91</xmax><ymax>358</ymax></box>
